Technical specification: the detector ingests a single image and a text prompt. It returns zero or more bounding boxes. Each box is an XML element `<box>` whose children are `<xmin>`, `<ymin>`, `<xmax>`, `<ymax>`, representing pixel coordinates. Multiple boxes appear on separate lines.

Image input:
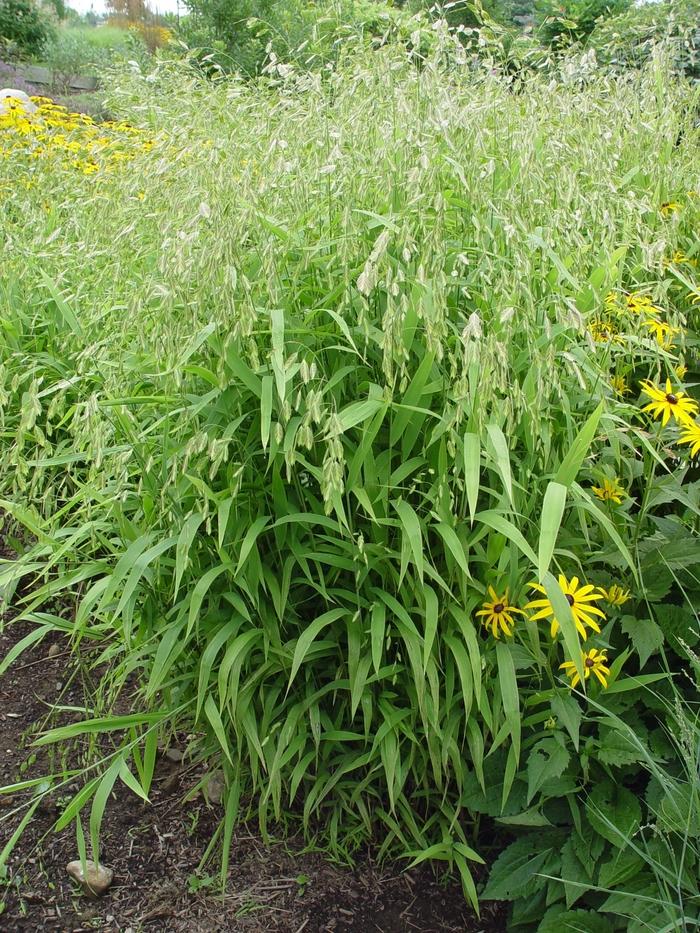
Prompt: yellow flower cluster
<box><xmin>475</xmin><ymin>573</ymin><xmax>630</xmax><ymax>690</ymax></box>
<box><xmin>601</xmin><ymin>290</ymin><xmax>683</xmax><ymax>349</ymax></box>
<box><xmin>640</xmin><ymin>377</ymin><xmax>700</xmax><ymax>459</ymax></box>
<box><xmin>0</xmin><ymin>96</ymin><xmax>156</xmax><ymax>177</ymax></box>
<box><xmin>665</xmin><ymin>249</ymin><xmax>698</xmax><ymax>269</ymax></box>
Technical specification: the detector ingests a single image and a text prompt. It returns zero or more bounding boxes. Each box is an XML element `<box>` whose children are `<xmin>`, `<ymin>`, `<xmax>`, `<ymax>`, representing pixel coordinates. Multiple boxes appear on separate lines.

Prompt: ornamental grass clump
<box><xmin>1</xmin><ymin>37</ymin><xmax>700</xmax><ymax>927</ymax></box>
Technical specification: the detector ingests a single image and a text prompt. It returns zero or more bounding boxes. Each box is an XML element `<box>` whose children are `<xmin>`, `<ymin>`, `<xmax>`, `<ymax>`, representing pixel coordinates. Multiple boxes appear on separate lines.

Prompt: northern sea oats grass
<box><xmin>1</xmin><ymin>38</ymin><xmax>700</xmax><ymax>925</ymax></box>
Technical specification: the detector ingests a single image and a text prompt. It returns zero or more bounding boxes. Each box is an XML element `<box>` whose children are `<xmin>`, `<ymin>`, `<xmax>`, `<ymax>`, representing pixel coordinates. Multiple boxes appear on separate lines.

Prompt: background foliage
<box><xmin>0</xmin><ymin>0</ymin><xmax>53</xmax><ymax>58</ymax></box>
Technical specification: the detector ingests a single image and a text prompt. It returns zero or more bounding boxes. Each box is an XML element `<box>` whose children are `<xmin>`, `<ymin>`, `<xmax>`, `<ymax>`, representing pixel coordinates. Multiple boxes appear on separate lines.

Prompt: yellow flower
<box><xmin>589</xmin><ymin>318</ymin><xmax>621</xmax><ymax>344</ymax></box>
<box><xmin>604</xmin><ymin>291</ymin><xmax>621</xmax><ymax>312</ymax></box>
<box><xmin>676</xmin><ymin>363</ymin><xmax>688</xmax><ymax>381</ymax></box>
<box><xmin>640</xmin><ymin>378</ymin><xmax>698</xmax><ymax>426</ymax></box>
<box><xmin>602</xmin><ymin>585</ymin><xmax>631</xmax><ymax>607</ymax></box>
<box><xmin>626</xmin><ymin>292</ymin><xmax>660</xmax><ymax>318</ymax></box>
<box><xmin>591</xmin><ymin>478</ymin><xmax>626</xmax><ymax>504</ymax></box>
<box><xmin>677</xmin><ymin>421</ymin><xmax>700</xmax><ymax>458</ymax></box>
<box><xmin>526</xmin><ymin>575</ymin><xmax>606</xmax><ymax>640</ymax></box>
<box><xmin>643</xmin><ymin>319</ymin><xmax>680</xmax><ymax>349</ymax></box>
<box><xmin>661</xmin><ymin>201</ymin><xmax>682</xmax><ymax>216</ymax></box>
<box><xmin>560</xmin><ymin>648</ymin><xmax>610</xmax><ymax>689</ymax></box>
<box><xmin>667</xmin><ymin>250</ymin><xmax>697</xmax><ymax>268</ymax></box>
<box><xmin>610</xmin><ymin>375</ymin><xmax>630</xmax><ymax>397</ymax></box>
<box><xmin>475</xmin><ymin>586</ymin><xmax>524</xmax><ymax>639</ymax></box>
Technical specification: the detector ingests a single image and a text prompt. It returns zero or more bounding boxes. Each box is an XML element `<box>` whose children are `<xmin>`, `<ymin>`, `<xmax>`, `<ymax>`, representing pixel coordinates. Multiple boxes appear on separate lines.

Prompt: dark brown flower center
<box><xmin>585</xmin><ymin>657</ymin><xmax>595</xmax><ymax>668</ymax></box>
<box><xmin>565</xmin><ymin>594</ymin><xmax>575</xmax><ymax>606</ymax></box>
<box><xmin>666</xmin><ymin>393</ymin><xmax>678</xmax><ymax>405</ymax></box>
<box><xmin>493</xmin><ymin>603</ymin><xmax>504</xmax><ymax>614</ymax></box>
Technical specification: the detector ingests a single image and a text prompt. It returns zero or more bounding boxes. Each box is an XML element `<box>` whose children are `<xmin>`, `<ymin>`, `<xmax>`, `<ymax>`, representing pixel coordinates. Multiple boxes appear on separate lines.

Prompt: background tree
<box><xmin>0</xmin><ymin>0</ymin><xmax>53</xmax><ymax>57</ymax></box>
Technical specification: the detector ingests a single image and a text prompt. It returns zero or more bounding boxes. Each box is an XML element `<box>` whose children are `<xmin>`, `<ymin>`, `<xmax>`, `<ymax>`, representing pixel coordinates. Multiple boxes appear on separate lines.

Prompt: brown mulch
<box><xmin>0</xmin><ymin>531</ymin><xmax>507</xmax><ymax>933</ymax></box>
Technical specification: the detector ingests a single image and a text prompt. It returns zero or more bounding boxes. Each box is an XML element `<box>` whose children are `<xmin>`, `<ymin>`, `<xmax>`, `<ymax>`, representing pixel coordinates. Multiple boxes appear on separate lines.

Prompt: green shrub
<box><xmin>0</xmin><ymin>0</ymin><xmax>53</xmax><ymax>58</ymax></box>
<box><xmin>2</xmin><ymin>41</ymin><xmax>700</xmax><ymax>927</ymax></box>
<box><xmin>536</xmin><ymin>0</ymin><xmax>632</xmax><ymax>48</ymax></box>
<box><xmin>181</xmin><ymin>0</ymin><xmax>434</xmax><ymax>75</ymax></box>
<box><xmin>590</xmin><ymin>0</ymin><xmax>700</xmax><ymax>80</ymax></box>
<box><xmin>41</xmin><ymin>30</ymin><xmax>113</xmax><ymax>84</ymax></box>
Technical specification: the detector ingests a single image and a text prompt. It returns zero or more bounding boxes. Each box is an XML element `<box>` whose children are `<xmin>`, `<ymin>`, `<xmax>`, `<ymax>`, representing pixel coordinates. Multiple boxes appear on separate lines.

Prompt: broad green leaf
<box><xmin>554</xmin><ymin>401</ymin><xmax>604</xmax><ymax>487</ymax></box>
<box><xmin>270</xmin><ymin>308</ymin><xmax>286</xmax><ymax>403</ymax></box>
<box><xmin>40</xmin><ymin>271</ymin><xmax>83</xmax><ymax>335</ymax></box>
<box><xmin>287</xmin><ymin>608</ymin><xmax>347</xmax><ymax>688</ymax></box>
<box><xmin>0</xmin><ymin>623</ymin><xmax>52</xmax><ymax>678</ymax></box>
<box><xmin>551</xmin><ymin>692</ymin><xmax>581</xmax><ymax>751</ymax></box>
<box><xmin>538</xmin><ymin>481</ymin><xmax>567</xmax><ymax>581</ymax></box>
<box><xmin>572</xmin><ymin>488</ymin><xmax>638</xmax><ymax>582</ymax></box>
<box><xmin>543</xmin><ymin>571</ymin><xmax>583</xmax><ymax>683</ymax></box>
<box><xmin>393</xmin><ymin>498</ymin><xmax>424</xmax><ymax>583</ymax></box>
<box><xmin>89</xmin><ymin>756</ymin><xmax>122</xmax><ymax>862</ymax></box>
<box><xmin>236</xmin><ymin>516</ymin><xmax>271</xmax><ymax>575</ymax></box>
<box><xmin>422</xmin><ymin>584</ymin><xmax>438</xmax><ymax>672</ymax></box>
<box><xmin>476</xmin><ymin>511</ymin><xmax>537</xmax><ymax>566</ymax></box>
<box><xmin>332</xmin><ymin>398</ymin><xmax>385</xmax><ymax>435</ymax></box>
<box><xmin>497</xmin><ymin>641</ymin><xmax>520</xmax><ymax>765</ymax></box>
<box><xmin>260</xmin><ymin>374</ymin><xmax>273</xmax><ymax>450</ymax></box>
<box><xmin>455</xmin><ymin>850</ymin><xmax>480</xmax><ymax>914</ymax></box>
<box><xmin>370</xmin><ymin>602</ymin><xmax>386</xmax><ymax>676</ymax></box>
<box><xmin>620</xmin><ymin>616</ymin><xmax>663</xmax><ymax>668</ymax></box>
<box><xmin>481</xmin><ymin>834</ymin><xmax>557</xmax><ymax>901</ymax></box>
<box><xmin>526</xmin><ymin>738</ymin><xmax>570</xmax><ymax>804</ymax></box>
<box><xmin>118</xmin><ymin>760</ymin><xmax>150</xmax><ymax>802</ymax></box>
<box><xmin>463</xmin><ymin>432</ymin><xmax>481</xmax><ymax>523</ymax></box>
<box><xmin>486</xmin><ymin>424</ymin><xmax>513</xmax><ymax>506</ymax></box>
<box><xmin>433</xmin><ymin>522</ymin><xmax>470</xmax><ymax>579</ymax></box>
<box><xmin>205</xmin><ymin>694</ymin><xmax>233</xmax><ymax>764</ymax></box>
<box><xmin>0</xmin><ymin>798</ymin><xmax>42</xmax><ymax>878</ymax></box>
<box><xmin>586</xmin><ymin>781</ymin><xmax>641</xmax><ymax>848</ymax></box>
<box><xmin>174</xmin><ymin>513</ymin><xmax>204</xmax><ymax>600</ymax></box>
<box><xmin>187</xmin><ymin>563</ymin><xmax>228</xmax><ymax>637</ymax></box>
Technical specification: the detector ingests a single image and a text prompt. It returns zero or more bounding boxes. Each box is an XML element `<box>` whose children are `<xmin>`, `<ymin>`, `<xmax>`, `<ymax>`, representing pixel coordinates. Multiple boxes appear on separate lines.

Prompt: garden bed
<box><xmin>0</xmin><ymin>591</ymin><xmax>505</xmax><ymax>931</ymax></box>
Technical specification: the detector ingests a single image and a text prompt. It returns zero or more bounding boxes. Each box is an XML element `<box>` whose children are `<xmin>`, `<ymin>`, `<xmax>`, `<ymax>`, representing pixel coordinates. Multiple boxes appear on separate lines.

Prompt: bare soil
<box><xmin>0</xmin><ymin>547</ymin><xmax>506</xmax><ymax>932</ymax></box>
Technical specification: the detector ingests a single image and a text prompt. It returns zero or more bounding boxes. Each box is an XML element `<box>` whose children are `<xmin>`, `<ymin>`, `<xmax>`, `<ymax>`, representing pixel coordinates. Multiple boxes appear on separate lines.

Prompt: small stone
<box><xmin>0</xmin><ymin>90</ymin><xmax>38</xmax><ymax>115</ymax></box>
<box><xmin>203</xmin><ymin>769</ymin><xmax>225</xmax><ymax>805</ymax></box>
<box><xmin>164</xmin><ymin>748</ymin><xmax>183</xmax><ymax>763</ymax></box>
<box><xmin>66</xmin><ymin>859</ymin><xmax>114</xmax><ymax>897</ymax></box>
<box><xmin>48</xmin><ymin>644</ymin><xmax>61</xmax><ymax>658</ymax></box>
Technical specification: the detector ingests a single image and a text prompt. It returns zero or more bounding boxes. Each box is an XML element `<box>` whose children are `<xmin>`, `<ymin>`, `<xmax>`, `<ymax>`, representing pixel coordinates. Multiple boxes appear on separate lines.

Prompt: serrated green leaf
<box><xmin>586</xmin><ymin>781</ymin><xmax>641</xmax><ymax>848</ymax></box>
<box><xmin>527</xmin><ymin>738</ymin><xmax>570</xmax><ymax>804</ymax></box>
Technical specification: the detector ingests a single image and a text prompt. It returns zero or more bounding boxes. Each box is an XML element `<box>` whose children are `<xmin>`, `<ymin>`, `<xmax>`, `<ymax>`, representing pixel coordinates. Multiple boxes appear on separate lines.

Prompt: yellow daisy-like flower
<box><xmin>526</xmin><ymin>575</ymin><xmax>607</xmax><ymax>640</ymax></box>
<box><xmin>643</xmin><ymin>319</ymin><xmax>680</xmax><ymax>349</ymax></box>
<box><xmin>602</xmin><ymin>585</ymin><xmax>631</xmax><ymax>607</ymax></box>
<box><xmin>677</xmin><ymin>421</ymin><xmax>700</xmax><ymax>458</ymax></box>
<box><xmin>604</xmin><ymin>291</ymin><xmax>620</xmax><ymax>312</ymax></box>
<box><xmin>589</xmin><ymin>318</ymin><xmax>621</xmax><ymax>344</ymax></box>
<box><xmin>591</xmin><ymin>478</ymin><xmax>626</xmax><ymax>504</ymax></box>
<box><xmin>668</xmin><ymin>250</ymin><xmax>698</xmax><ymax>268</ymax></box>
<box><xmin>626</xmin><ymin>292</ymin><xmax>660</xmax><ymax>318</ymax></box>
<box><xmin>676</xmin><ymin>363</ymin><xmax>688</xmax><ymax>381</ymax></box>
<box><xmin>661</xmin><ymin>201</ymin><xmax>682</xmax><ymax>217</ymax></box>
<box><xmin>640</xmin><ymin>378</ymin><xmax>698</xmax><ymax>426</ymax></box>
<box><xmin>610</xmin><ymin>375</ymin><xmax>630</xmax><ymax>397</ymax></box>
<box><xmin>560</xmin><ymin>648</ymin><xmax>611</xmax><ymax>689</ymax></box>
<box><xmin>475</xmin><ymin>587</ymin><xmax>524</xmax><ymax>639</ymax></box>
